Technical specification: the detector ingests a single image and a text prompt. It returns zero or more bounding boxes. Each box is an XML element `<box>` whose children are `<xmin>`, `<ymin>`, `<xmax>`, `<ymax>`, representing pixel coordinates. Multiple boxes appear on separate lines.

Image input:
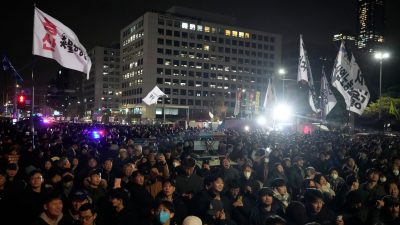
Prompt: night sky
<box><xmin>1</xmin><ymin>0</ymin><xmax>399</xmax><ymax>101</ymax></box>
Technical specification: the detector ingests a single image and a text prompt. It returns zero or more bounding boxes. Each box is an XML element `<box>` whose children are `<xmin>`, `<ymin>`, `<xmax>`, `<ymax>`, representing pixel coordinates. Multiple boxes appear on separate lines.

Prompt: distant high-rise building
<box><xmin>84</xmin><ymin>45</ymin><xmax>120</xmax><ymax>115</ymax></box>
<box><xmin>356</xmin><ymin>0</ymin><xmax>385</xmax><ymax>52</ymax></box>
<box><xmin>120</xmin><ymin>7</ymin><xmax>281</xmax><ymax>121</ymax></box>
<box><xmin>332</xmin><ymin>33</ymin><xmax>357</xmax><ymax>52</ymax></box>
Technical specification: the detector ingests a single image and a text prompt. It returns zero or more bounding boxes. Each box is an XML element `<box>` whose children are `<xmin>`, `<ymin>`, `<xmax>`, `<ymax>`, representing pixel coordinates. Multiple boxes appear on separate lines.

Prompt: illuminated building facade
<box><xmin>120</xmin><ymin>7</ymin><xmax>281</xmax><ymax>121</ymax></box>
<box><xmin>84</xmin><ymin>45</ymin><xmax>120</xmax><ymax>114</ymax></box>
<box><xmin>356</xmin><ymin>0</ymin><xmax>385</xmax><ymax>52</ymax></box>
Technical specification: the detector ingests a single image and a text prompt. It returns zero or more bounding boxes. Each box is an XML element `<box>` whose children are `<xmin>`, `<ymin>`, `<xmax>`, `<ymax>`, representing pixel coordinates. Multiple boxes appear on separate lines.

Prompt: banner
<box><xmin>234</xmin><ymin>89</ymin><xmax>242</xmax><ymax>116</ymax></box>
<box><xmin>298</xmin><ymin>35</ymin><xmax>308</xmax><ymax>83</ymax></box>
<box><xmin>142</xmin><ymin>86</ymin><xmax>166</xmax><ymax>105</ymax></box>
<box><xmin>2</xmin><ymin>54</ymin><xmax>23</xmax><ymax>83</ymax></box>
<box><xmin>33</xmin><ymin>7</ymin><xmax>92</xmax><ymax>79</ymax></box>
<box><xmin>331</xmin><ymin>42</ymin><xmax>369</xmax><ymax>115</ymax></box>
<box><xmin>263</xmin><ymin>78</ymin><xmax>276</xmax><ymax>111</ymax></box>
<box><xmin>247</xmin><ymin>90</ymin><xmax>254</xmax><ymax>115</ymax></box>
<box><xmin>320</xmin><ymin>69</ymin><xmax>337</xmax><ymax>119</ymax></box>
<box><xmin>297</xmin><ymin>35</ymin><xmax>320</xmax><ymax>113</ymax></box>
<box><xmin>255</xmin><ymin>91</ymin><xmax>261</xmax><ymax>114</ymax></box>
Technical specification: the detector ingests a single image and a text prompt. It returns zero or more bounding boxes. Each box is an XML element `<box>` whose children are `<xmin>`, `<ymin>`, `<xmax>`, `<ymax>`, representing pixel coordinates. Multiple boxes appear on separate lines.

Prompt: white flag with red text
<box><xmin>33</xmin><ymin>7</ymin><xmax>92</xmax><ymax>79</ymax></box>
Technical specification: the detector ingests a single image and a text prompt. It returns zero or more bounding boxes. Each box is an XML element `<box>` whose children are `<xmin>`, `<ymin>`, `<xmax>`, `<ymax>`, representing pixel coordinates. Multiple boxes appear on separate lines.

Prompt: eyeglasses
<box><xmin>79</xmin><ymin>215</ymin><xmax>93</xmax><ymax>221</ymax></box>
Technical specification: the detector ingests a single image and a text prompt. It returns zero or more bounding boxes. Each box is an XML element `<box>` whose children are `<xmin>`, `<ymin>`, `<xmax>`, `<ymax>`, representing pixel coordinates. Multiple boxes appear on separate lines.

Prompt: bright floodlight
<box><xmin>257</xmin><ymin>116</ymin><xmax>267</xmax><ymax>125</ymax></box>
<box><xmin>374</xmin><ymin>51</ymin><xmax>390</xmax><ymax>60</ymax></box>
<box><xmin>273</xmin><ymin>104</ymin><xmax>292</xmax><ymax>121</ymax></box>
<box><xmin>278</xmin><ymin>68</ymin><xmax>286</xmax><ymax>75</ymax></box>
<box><xmin>244</xmin><ymin>125</ymin><xmax>250</xmax><ymax>131</ymax></box>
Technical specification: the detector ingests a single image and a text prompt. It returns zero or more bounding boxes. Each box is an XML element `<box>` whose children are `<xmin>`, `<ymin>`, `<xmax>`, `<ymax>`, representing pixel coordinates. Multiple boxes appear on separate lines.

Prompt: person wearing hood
<box><xmin>239</xmin><ymin>164</ymin><xmax>261</xmax><ymax>201</ymax></box>
<box><xmin>266</xmin><ymin>163</ymin><xmax>288</xmax><ymax>188</ymax></box>
<box><xmin>218</xmin><ymin>157</ymin><xmax>240</xmax><ymax>193</ymax></box>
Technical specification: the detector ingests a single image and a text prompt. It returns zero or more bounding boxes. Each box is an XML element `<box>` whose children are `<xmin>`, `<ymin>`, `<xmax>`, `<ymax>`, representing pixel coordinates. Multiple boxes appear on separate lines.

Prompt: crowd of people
<box><xmin>0</xmin><ymin>120</ymin><xmax>399</xmax><ymax>225</ymax></box>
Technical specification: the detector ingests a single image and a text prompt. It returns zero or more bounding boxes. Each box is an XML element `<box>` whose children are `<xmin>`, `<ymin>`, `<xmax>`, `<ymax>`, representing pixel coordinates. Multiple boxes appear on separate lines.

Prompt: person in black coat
<box><xmin>249</xmin><ymin>187</ymin><xmax>284</xmax><ymax>225</ymax></box>
<box><xmin>304</xmin><ymin>189</ymin><xmax>336</xmax><ymax>225</ymax></box>
<box><xmin>127</xmin><ymin>170</ymin><xmax>153</xmax><ymax>225</ymax></box>
<box><xmin>31</xmin><ymin>192</ymin><xmax>73</xmax><ymax>225</ymax></box>
<box><xmin>287</xmin><ymin>157</ymin><xmax>305</xmax><ymax>201</ymax></box>
<box><xmin>194</xmin><ymin>174</ymin><xmax>236</xmax><ymax>225</ymax></box>
<box><xmin>284</xmin><ymin>201</ymin><xmax>308</xmax><ymax>225</ymax></box>
<box><xmin>224</xmin><ymin>179</ymin><xmax>255</xmax><ymax>225</ymax></box>
<box><xmin>154</xmin><ymin>179</ymin><xmax>188</xmax><ymax>225</ymax></box>
<box><xmin>108</xmin><ymin>188</ymin><xmax>137</xmax><ymax>225</ymax></box>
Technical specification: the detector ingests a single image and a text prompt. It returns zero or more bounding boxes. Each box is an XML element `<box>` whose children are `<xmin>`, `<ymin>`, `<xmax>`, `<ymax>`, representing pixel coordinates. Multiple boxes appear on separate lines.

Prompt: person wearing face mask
<box><xmin>152</xmin><ymin>200</ymin><xmax>175</xmax><ymax>225</ymax></box>
<box><xmin>387</xmin><ymin>164</ymin><xmax>400</xmax><ymax>185</ymax></box>
<box><xmin>240</xmin><ymin>164</ymin><xmax>261</xmax><ymax>201</ymax></box>
<box><xmin>327</xmin><ymin>168</ymin><xmax>345</xmax><ymax>193</ymax></box>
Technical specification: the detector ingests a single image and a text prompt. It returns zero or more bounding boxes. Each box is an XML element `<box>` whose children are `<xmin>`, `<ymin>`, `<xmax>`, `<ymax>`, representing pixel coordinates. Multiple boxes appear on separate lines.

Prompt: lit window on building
<box><xmin>203</xmin><ymin>45</ymin><xmax>210</xmax><ymax>51</ymax></box>
<box><xmin>204</xmin><ymin>26</ymin><xmax>210</xmax><ymax>32</ymax></box>
<box><xmin>245</xmin><ymin>33</ymin><xmax>250</xmax><ymax>38</ymax></box>
<box><xmin>211</xmin><ymin>27</ymin><xmax>216</xmax><ymax>33</ymax></box>
<box><xmin>181</xmin><ymin>22</ymin><xmax>188</xmax><ymax>29</ymax></box>
<box><xmin>239</xmin><ymin>32</ymin><xmax>244</xmax><ymax>38</ymax></box>
<box><xmin>232</xmin><ymin>31</ymin><xmax>238</xmax><ymax>37</ymax></box>
<box><xmin>225</xmin><ymin>30</ymin><xmax>231</xmax><ymax>36</ymax></box>
<box><xmin>197</xmin><ymin>25</ymin><xmax>203</xmax><ymax>31</ymax></box>
<box><xmin>190</xmin><ymin>24</ymin><xmax>196</xmax><ymax>30</ymax></box>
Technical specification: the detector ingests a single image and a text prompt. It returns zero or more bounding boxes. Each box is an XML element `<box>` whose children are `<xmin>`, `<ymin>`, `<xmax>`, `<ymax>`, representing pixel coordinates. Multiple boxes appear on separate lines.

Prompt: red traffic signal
<box><xmin>17</xmin><ymin>95</ymin><xmax>26</xmax><ymax>109</ymax></box>
<box><xmin>18</xmin><ymin>95</ymin><xmax>25</xmax><ymax>103</ymax></box>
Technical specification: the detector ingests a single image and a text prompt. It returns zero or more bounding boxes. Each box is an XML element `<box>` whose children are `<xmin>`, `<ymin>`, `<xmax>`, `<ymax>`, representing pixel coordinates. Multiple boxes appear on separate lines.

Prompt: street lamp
<box><xmin>374</xmin><ymin>51</ymin><xmax>390</xmax><ymax>120</ymax></box>
<box><xmin>278</xmin><ymin>68</ymin><xmax>286</xmax><ymax>100</ymax></box>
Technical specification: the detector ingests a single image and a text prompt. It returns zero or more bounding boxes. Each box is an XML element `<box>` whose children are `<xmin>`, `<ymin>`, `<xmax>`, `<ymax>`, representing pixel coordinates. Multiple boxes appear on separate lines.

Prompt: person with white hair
<box><xmin>182</xmin><ymin>215</ymin><xmax>202</xmax><ymax>225</ymax></box>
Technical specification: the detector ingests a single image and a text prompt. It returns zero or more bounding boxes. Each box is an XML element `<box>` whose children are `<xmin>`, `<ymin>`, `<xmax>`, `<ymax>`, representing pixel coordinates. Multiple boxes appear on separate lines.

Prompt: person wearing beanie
<box><xmin>271</xmin><ymin>178</ymin><xmax>291</xmax><ymax>211</ymax></box>
<box><xmin>182</xmin><ymin>215</ymin><xmax>202</xmax><ymax>225</ymax></box>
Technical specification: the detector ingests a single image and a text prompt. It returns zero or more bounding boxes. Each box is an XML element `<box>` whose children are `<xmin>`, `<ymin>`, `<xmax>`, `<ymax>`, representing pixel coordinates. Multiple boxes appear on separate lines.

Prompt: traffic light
<box><xmin>17</xmin><ymin>95</ymin><xmax>25</xmax><ymax>109</ymax></box>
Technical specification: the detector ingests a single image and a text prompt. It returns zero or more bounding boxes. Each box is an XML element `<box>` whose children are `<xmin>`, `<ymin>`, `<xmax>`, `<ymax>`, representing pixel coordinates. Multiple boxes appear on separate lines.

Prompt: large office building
<box><xmin>120</xmin><ymin>7</ymin><xmax>281</xmax><ymax>121</ymax></box>
<box><xmin>356</xmin><ymin>0</ymin><xmax>385</xmax><ymax>52</ymax></box>
<box><xmin>84</xmin><ymin>45</ymin><xmax>120</xmax><ymax>115</ymax></box>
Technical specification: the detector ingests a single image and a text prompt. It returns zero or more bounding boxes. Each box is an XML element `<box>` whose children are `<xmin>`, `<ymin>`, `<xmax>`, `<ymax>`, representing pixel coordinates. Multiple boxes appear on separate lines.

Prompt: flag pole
<box><xmin>31</xmin><ymin>4</ymin><xmax>36</xmax><ymax>150</ymax></box>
